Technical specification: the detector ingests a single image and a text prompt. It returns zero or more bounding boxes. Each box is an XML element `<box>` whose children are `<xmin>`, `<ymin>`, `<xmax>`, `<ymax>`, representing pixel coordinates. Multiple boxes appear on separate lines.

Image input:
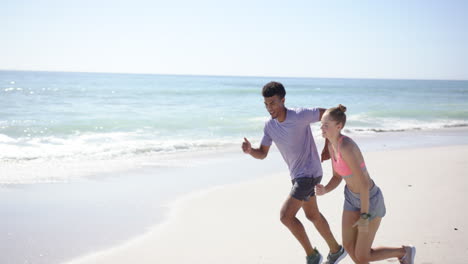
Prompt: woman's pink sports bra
<box><xmin>331</xmin><ymin>136</ymin><xmax>366</xmax><ymax>178</ymax></box>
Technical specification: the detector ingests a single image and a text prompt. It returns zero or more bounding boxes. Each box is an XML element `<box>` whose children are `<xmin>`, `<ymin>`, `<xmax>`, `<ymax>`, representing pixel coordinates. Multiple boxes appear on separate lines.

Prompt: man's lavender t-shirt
<box><xmin>261</xmin><ymin>107</ymin><xmax>322</xmax><ymax>179</ymax></box>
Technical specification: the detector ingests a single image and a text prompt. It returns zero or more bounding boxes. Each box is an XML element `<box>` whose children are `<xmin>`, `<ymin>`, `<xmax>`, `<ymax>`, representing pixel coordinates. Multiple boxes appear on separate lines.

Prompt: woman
<box><xmin>316</xmin><ymin>105</ymin><xmax>415</xmax><ymax>264</ymax></box>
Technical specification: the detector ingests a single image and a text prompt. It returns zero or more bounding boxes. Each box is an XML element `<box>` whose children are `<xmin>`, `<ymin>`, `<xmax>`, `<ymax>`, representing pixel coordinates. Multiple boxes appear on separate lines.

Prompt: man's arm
<box><xmin>242</xmin><ymin>138</ymin><xmax>270</xmax><ymax>160</ymax></box>
<box><xmin>318</xmin><ymin>108</ymin><xmax>326</xmax><ymax>121</ymax></box>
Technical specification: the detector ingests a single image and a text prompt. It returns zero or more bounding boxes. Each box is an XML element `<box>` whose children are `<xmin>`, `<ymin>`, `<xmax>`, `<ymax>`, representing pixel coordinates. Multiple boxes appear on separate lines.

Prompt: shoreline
<box><xmin>66</xmin><ymin>144</ymin><xmax>468</xmax><ymax>264</ymax></box>
<box><xmin>2</xmin><ymin>126</ymin><xmax>468</xmax><ymax>185</ymax></box>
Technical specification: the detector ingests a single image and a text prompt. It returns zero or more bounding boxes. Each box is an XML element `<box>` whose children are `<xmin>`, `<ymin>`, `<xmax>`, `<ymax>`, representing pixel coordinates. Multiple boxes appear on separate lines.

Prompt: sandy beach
<box><xmin>66</xmin><ymin>144</ymin><xmax>468</xmax><ymax>264</ymax></box>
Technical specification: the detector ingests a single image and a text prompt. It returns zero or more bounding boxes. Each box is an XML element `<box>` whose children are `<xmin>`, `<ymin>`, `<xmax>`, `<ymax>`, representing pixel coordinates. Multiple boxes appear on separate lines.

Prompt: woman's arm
<box><xmin>316</xmin><ymin>145</ymin><xmax>343</xmax><ymax>195</ymax></box>
<box><xmin>316</xmin><ymin>170</ymin><xmax>343</xmax><ymax>196</ymax></box>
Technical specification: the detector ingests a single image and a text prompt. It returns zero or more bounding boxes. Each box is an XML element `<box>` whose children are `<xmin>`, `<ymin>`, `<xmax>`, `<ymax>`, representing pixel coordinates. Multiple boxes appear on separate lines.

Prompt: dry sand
<box><xmin>68</xmin><ymin>145</ymin><xmax>468</xmax><ymax>264</ymax></box>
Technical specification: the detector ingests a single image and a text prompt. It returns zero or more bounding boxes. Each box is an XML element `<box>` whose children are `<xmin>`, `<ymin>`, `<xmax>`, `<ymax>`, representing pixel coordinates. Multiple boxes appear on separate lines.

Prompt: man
<box><xmin>242</xmin><ymin>81</ymin><xmax>347</xmax><ymax>264</ymax></box>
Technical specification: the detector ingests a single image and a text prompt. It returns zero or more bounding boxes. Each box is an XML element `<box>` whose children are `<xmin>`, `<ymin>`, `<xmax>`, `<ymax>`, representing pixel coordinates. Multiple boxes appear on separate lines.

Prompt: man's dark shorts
<box><xmin>290</xmin><ymin>176</ymin><xmax>322</xmax><ymax>201</ymax></box>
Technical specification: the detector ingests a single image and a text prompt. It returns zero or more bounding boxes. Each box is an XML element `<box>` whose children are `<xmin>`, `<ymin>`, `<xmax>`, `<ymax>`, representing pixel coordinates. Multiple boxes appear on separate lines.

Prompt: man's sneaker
<box><xmin>399</xmin><ymin>245</ymin><xmax>416</xmax><ymax>264</ymax></box>
<box><xmin>324</xmin><ymin>245</ymin><xmax>347</xmax><ymax>264</ymax></box>
<box><xmin>306</xmin><ymin>248</ymin><xmax>323</xmax><ymax>264</ymax></box>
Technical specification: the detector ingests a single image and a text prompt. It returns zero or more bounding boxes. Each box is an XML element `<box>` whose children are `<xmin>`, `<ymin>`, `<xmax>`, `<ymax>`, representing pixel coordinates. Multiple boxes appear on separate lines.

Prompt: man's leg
<box><xmin>302</xmin><ymin>196</ymin><xmax>340</xmax><ymax>253</ymax></box>
<box><xmin>280</xmin><ymin>195</ymin><xmax>315</xmax><ymax>256</ymax></box>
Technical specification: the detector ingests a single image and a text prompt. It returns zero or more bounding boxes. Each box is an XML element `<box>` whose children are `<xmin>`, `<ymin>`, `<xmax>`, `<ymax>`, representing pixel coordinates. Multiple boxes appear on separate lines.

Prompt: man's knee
<box><xmin>280</xmin><ymin>197</ymin><xmax>302</xmax><ymax>226</ymax></box>
<box><xmin>305</xmin><ymin>211</ymin><xmax>322</xmax><ymax>223</ymax></box>
<box><xmin>280</xmin><ymin>211</ymin><xmax>295</xmax><ymax>226</ymax></box>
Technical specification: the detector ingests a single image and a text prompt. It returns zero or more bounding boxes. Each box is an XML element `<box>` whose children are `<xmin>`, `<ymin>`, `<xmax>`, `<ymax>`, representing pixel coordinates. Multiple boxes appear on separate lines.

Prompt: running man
<box><xmin>242</xmin><ymin>81</ymin><xmax>347</xmax><ymax>264</ymax></box>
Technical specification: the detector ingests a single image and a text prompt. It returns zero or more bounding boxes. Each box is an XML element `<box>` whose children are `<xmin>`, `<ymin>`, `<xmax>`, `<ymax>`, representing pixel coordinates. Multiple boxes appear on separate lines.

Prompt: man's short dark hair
<box><xmin>262</xmin><ymin>81</ymin><xmax>286</xmax><ymax>99</ymax></box>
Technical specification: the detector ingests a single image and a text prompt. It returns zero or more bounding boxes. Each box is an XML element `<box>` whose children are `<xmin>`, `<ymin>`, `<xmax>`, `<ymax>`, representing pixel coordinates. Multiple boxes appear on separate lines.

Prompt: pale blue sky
<box><xmin>2</xmin><ymin>0</ymin><xmax>467</xmax><ymax>79</ymax></box>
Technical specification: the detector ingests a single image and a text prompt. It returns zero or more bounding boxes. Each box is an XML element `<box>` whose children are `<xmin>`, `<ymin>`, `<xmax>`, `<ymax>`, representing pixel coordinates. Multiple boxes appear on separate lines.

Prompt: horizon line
<box><xmin>1</xmin><ymin>68</ymin><xmax>467</xmax><ymax>82</ymax></box>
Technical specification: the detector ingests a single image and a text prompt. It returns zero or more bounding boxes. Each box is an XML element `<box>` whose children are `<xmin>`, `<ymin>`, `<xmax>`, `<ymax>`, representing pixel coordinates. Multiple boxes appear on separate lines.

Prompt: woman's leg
<box><xmin>354</xmin><ymin>217</ymin><xmax>406</xmax><ymax>263</ymax></box>
<box><xmin>342</xmin><ymin>210</ymin><xmax>360</xmax><ymax>263</ymax></box>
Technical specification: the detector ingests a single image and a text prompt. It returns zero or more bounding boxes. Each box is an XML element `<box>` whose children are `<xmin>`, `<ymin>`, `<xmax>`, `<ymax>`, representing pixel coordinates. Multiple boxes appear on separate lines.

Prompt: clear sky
<box><xmin>2</xmin><ymin>0</ymin><xmax>467</xmax><ymax>80</ymax></box>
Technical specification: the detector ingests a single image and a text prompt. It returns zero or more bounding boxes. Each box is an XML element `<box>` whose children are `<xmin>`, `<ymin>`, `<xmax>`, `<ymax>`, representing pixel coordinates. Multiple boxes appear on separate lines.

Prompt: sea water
<box><xmin>2</xmin><ymin>70</ymin><xmax>467</xmax><ymax>183</ymax></box>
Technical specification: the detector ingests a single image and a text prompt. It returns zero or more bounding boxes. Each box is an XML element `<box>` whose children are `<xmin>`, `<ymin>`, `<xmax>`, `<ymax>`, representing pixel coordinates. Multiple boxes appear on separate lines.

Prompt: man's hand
<box><xmin>242</xmin><ymin>137</ymin><xmax>252</xmax><ymax>154</ymax></box>
<box><xmin>315</xmin><ymin>184</ymin><xmax>327</xmax><ymax>196</ymax></box>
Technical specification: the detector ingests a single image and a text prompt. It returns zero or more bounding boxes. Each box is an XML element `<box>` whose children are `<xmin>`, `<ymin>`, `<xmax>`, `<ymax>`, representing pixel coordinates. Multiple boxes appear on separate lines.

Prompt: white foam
<box><xmin>0</xmin><ymin>132</ymin><xmax>242</xmax><ymax>184</ymax></box>
<box><xmin>346</xmin><ymin>114</ymin><xmax>468</xmax><ymax>133</ymax></box>
<box><xmin>0</xmin><ymin>134</ymin><xmax>15</xmax><ymax>143</ymax></box>
<box><xmin>0</xmin><ymin>131</ymin><xmax>237</xmax><ymax>162</ymax></box>
<box><xmin>247</xmin><ymin>116</ymin><xmax>269</xmax><ymax>122</ymax></box>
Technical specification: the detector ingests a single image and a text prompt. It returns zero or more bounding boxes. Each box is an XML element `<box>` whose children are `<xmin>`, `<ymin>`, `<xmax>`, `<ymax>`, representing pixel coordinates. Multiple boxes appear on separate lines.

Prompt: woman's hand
<box><xmin>315</xmin><ymin>184</ymin><xmax>327</xmax><ymax>196</ymax></box>
<box><xmin>352</xmin><ymin>218</ymin><xmax>369</xmax><ymax>233</ymax></box>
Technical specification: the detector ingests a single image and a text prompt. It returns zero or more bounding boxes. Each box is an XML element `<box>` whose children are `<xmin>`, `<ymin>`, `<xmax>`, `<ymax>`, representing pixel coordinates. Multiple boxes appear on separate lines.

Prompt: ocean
<box><xmin>1</xmin><ymin>70</ymin><xmax>468</xmax><ymax>184</ymax></box>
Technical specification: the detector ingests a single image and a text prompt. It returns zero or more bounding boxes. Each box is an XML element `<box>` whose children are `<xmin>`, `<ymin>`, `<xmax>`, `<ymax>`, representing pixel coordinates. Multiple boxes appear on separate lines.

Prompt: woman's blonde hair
<box><xmin>325</xmin><ymin>104</ymin><xmax>347</xmax><ymax>126</ymax></box>
<box><xmin>321</xmin><ymin>104</ymin><xmax>347</xmax><ymax>162</ymax></box>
